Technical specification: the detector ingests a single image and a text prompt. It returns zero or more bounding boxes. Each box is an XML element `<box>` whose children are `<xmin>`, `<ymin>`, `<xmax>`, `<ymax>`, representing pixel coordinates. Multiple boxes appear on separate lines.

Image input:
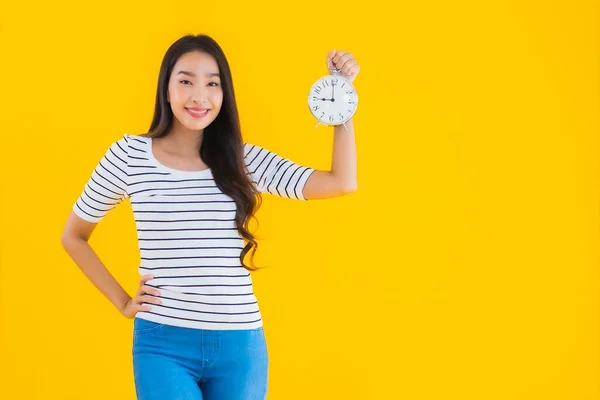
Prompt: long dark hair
<box><xmin>142</xmin><ymin>34</ymin><xmax>263</xmax><ymax>271</ymax></box>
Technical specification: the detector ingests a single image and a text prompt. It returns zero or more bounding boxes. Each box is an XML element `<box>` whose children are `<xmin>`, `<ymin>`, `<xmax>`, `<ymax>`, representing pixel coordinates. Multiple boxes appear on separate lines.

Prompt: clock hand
<box><xmin>331</xmin><ymin>81</ymin><xmax>335</xmax><ymax>101</ymax></box>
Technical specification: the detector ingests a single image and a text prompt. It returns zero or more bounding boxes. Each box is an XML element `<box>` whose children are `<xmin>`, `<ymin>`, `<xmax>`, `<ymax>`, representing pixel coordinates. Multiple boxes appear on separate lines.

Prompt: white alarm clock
<box><xmin>308</xmin><ymin>59</ymin><xmax>358</xmax><ymax>131</ymax></box>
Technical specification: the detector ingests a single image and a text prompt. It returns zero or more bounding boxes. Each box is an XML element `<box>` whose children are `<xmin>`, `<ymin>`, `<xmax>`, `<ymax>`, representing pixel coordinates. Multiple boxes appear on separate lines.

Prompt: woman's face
<box><xmin>167</xmin><ymin>51</ymin><xmax>224</xmax><ymax>133</ymax></box>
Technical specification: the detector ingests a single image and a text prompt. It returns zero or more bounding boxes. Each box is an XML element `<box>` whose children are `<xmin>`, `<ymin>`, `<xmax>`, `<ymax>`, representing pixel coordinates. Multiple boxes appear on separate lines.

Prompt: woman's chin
<box><xmin>176</xmin><ymin>116</ymin><xmax>214</xmax><ymax>131</ymax></box>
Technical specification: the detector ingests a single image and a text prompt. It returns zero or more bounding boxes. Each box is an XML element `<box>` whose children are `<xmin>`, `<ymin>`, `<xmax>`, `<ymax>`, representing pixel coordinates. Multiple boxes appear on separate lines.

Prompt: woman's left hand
<box><xmin>326</xmin><ymin>49</ymin><xmax>360</xmax><ymax>83</ymax></box>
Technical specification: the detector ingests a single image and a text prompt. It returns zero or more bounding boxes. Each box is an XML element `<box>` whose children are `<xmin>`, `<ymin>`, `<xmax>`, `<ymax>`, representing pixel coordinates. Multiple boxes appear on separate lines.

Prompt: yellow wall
<box><xmin>1</xmin><ymin>0</ymin><xmax>598</xmax><ymax>399</ymax></box>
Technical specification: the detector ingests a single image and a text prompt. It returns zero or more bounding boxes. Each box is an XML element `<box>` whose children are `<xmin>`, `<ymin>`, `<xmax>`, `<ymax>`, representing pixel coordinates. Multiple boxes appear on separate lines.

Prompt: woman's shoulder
<box><xmin>120</xmin><ymin>133</ymin><xmax>151</xmax><ymax>149</ymax></box>
<box><xmin>106</xmin><ymin>133</ymin><xmax>148</xmax><ymax>157</ymax></box>
<box><xmin>242</xmin><ymin>142</ymin><xmax>270</xmax><ymax>156</ymax></box>
<box><xmin>125</xmin><ymin>133</ymin><xmax>150</xmax><ymax>141</ymax></box>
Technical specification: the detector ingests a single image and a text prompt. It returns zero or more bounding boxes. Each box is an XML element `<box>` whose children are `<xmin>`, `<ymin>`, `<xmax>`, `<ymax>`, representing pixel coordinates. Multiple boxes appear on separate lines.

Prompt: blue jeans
<box><xmin>132</xmin><ymin>317</ymin><xmax>269</xmax><ymax>400</ymax></box>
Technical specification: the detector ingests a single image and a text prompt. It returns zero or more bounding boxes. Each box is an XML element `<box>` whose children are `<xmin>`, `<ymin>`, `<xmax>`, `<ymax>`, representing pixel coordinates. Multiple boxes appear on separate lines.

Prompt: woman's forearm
<box><xmin>331</xmin><ymin>118</ymin><xmax>358</xmax><ymax>192</ymax></box>
<box><xmin>62</xmin><ymin>237</ymin><xmax>131</xmax><ymax>313</ymax></box>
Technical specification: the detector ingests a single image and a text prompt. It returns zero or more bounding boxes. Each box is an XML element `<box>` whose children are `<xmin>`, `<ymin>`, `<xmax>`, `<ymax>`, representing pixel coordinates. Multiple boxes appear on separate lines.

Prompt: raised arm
<box><xmin>302</xmin><ymin>118</ymin><xmax>357</xmax><ymax>200</ymax></box>
<box><xmin>303</xmin><ymin>49</ymin><xmax>360</xmax><ymax>200</ymax></box>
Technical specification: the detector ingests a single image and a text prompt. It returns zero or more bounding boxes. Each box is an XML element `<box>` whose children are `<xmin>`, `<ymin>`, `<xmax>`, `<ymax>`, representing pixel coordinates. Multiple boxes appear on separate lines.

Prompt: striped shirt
<box><xmin>72</xmin><ymin>134</ymin><xmax>315</xmax><ymax>330</ymax></box>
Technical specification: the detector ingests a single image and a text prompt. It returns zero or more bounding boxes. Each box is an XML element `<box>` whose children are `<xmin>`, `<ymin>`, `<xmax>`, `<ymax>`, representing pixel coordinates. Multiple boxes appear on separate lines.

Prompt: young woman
<box><xmin>61</xmin><ymin>34</ymin><xmax>359</xmax><ymax>400</ymax></box>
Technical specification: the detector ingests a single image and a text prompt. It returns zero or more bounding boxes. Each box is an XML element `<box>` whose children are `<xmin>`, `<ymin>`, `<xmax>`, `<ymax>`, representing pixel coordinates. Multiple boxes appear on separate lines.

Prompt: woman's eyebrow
<box><xmin>176</xmin><ymin>70</ymin><xmax>220</xmax><ymax>78</ymax></box>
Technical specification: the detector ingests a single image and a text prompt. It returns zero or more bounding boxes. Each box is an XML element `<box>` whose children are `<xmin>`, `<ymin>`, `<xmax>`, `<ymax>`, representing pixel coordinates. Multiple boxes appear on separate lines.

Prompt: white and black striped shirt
<box><xmin>73</xmin><ymin>134</ymin><xmax>315</xmax><ymax>330</ymax></box>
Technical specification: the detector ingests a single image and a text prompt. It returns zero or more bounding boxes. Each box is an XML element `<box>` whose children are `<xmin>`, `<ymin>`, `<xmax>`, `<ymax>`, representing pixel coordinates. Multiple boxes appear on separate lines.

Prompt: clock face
<box><xmin>308</xmin><ymin>75</ymin><xmax>358</xmax><ymax>125</ymax></box>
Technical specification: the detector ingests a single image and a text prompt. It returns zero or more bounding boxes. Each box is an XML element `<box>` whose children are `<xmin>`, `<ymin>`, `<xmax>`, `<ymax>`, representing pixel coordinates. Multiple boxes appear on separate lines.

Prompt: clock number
<box><xmin>346</xmin><ymin>90</ymin><xmax>355</xmax><ymax>95</ymax></box>
<box><xmin>322</xmin><ymin>80</ymin><xmax>329</xmax><ymax>87</ymax></box>
<box><xmin>313</xmin><ymin>105</ymin><xmax>320</xmax><ymax>111</ymax></box>
<box><xmin>332</xmin><ymin>78</ymin><xmax>338</xmax><ymax>85</ymax></box>
<box><xmin>329</xmin><ymin>115</ymin><xmax>334</xmax><ymax>122</ymax></box>
<box><xmin>338</xmin><ymin>113</ymin><xmax>344</xmax><ymax>119</ymax></box>
<box><xmin>314</xmin><ymin>85</ymin><xmax>322</xmax><ymax>94</ymax></box>
<box><xmin>341</xmin><ymin>82</ymin><xmax>346</xmax><ymax>88</ymax></box>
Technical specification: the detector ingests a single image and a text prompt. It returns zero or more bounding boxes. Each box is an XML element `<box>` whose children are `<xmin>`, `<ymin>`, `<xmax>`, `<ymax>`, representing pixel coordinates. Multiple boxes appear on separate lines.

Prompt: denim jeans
<box><xmin>132</xmin><ymin>317</ymin><xmax>269</xmax><ymax>399</ymax></box>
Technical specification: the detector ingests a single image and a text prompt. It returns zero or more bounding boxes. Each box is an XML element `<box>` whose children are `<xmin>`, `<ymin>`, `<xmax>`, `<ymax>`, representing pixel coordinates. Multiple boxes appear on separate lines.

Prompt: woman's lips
<box><xmin>185</xmin><ymin>108</ymin><xmax>209</xmax><ymax>118</ymax></box>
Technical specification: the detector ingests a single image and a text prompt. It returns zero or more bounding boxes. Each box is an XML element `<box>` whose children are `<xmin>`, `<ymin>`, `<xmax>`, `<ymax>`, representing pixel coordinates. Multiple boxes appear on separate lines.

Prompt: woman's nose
<box><xmin>190</xmin><ymin>88</ymin><xmax>210</xmax><ymax>104</ymax></box>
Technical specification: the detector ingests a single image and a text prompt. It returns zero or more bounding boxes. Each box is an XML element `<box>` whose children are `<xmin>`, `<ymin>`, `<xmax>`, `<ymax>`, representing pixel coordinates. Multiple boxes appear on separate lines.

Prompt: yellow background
<box><xmin>1</xmin><ymin>0</ymin><xmax>598</xmax><ymax>399</ymax></box>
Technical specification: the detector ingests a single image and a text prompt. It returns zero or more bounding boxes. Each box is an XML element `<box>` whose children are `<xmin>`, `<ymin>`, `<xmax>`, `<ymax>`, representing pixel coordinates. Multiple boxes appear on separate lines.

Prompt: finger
<box><xmin>332</xmin><ymin>51</ymin><xmax>348</xmax><ymax>66</ymax></box>
<box><xmin>326</xmin><ymin>49</ymin><xmax>336</xmax><ymax>63</ymax></box>
<box><xmin>131</xmin><ymin>296</ymin><xmax>153</xmax><ymax>310</ymax></box>
<box><xmin>327</xmin><ymin>50</ymin><xmax>339</xmax><ymax>72</ymax></box>
<box><xmin>341</xmin><ymin>60</ymin><xmax>357</xmax><ymax>75</ymax></box>
<box><xmin>350</xmin><ymin>64</ymin><xmax>361</xmax><ymax>76</ymax></box>
<box><xmin>139</xmin><ymin>295</ymin><xmax>162</xmax><ymax>305</ymax></box>
<box><xmin>139</xmin><ymin>275</ymin><xmax>154</xmax><ymax>285</ymax></box>
<box><xmin>337</xmin><ymin>58</ymin><xmax>356</xmax><ymax>76</ymax></box>
<box><xmin>135</xmin><ymin>286</ymin><xmax>144</xmax><ymax>297</ymax></box>
<box><xmin>337</xmin><ymin>53</ymin><xmax>354</xmax><ymax>70</ymax></box>
<box><xmin>135</xmin><ymin>285</ymin><xmax>152</xmax><ymax>297</ymax></box>
<box><xmin>141</xmin><ymin>285</ymin><xmax>161</xmax><ymax>297</ymax></box>
<box><xmin>137</xmin><ymin>303</ymin><xmax>152</xmax><ymax>312</ymax></box>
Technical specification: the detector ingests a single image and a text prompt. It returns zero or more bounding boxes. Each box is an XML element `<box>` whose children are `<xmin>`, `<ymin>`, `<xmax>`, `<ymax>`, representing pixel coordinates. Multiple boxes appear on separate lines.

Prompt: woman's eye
<box><xmin>179</xmin><ymin>80</ymin><xmax>218</xmax><ymax>87</ymax></box>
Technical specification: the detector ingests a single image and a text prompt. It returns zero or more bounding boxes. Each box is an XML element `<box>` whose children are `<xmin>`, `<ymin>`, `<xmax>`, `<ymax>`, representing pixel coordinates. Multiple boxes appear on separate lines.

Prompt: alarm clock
<box><xmin>308</xmin><ymin>59</ymin><xmax>358</xmax><ymax>131</ymax></box>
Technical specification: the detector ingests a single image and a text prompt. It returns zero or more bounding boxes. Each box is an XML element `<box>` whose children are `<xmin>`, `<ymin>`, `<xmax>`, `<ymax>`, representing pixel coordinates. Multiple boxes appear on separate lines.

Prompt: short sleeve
<box><xmin>72</xmin><ymin>134</ymin><xmax>130</xmax><ymax>223</ymax></box>
<box><xmin>243</xmin><ymin>143</ymin><xmax>315</xmax><ymax>201</ymax></box>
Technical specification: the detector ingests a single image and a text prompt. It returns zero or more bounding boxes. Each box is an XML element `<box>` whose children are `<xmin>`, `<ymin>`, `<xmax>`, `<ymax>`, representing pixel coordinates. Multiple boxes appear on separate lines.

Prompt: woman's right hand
<box><xmin>120</xmin><ymin>274</ymin><xmax>162</xmax><ymax>319</ymax></box>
